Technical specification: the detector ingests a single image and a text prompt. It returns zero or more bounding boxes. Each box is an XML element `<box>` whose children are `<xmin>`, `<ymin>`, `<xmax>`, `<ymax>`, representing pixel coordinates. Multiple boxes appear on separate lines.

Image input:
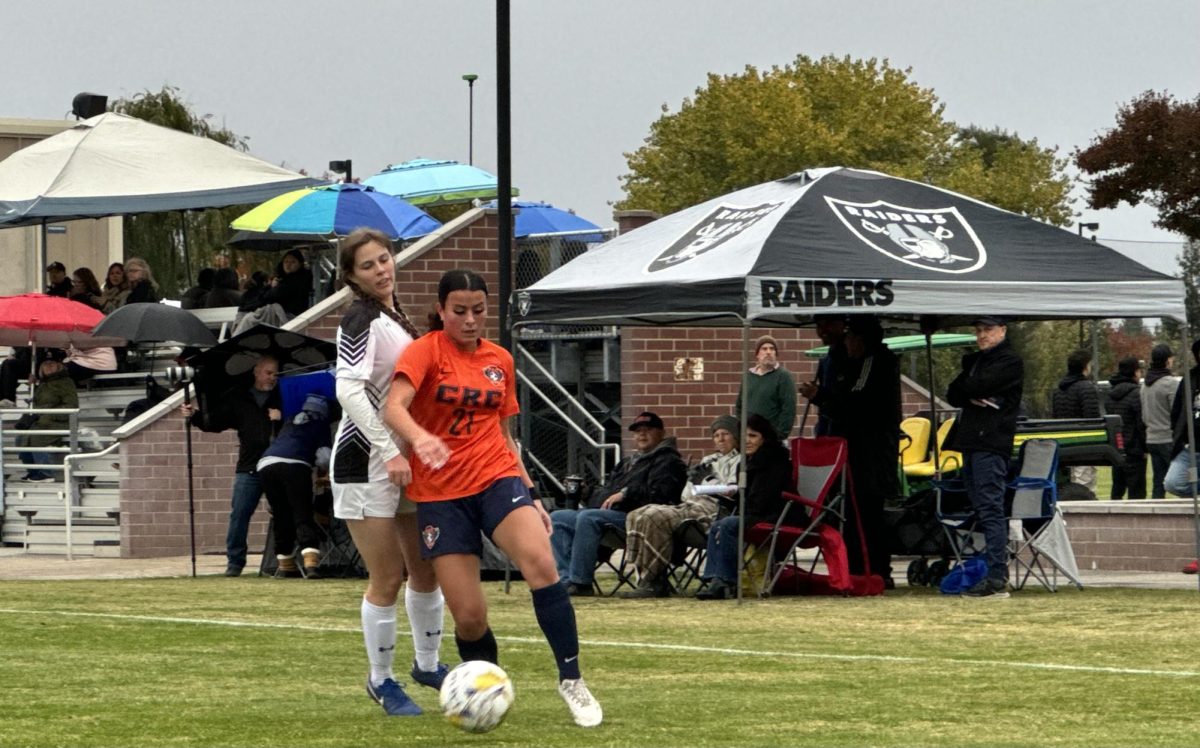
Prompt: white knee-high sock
<box><xmin>361</xmin><ymin>597</ymin><xmax>397</xmax><ymax>686</ymax></box>
<box><xmin>405</xmin><ymin>586</ymin><xmax>445</xmax><ymax>672</ymax></box>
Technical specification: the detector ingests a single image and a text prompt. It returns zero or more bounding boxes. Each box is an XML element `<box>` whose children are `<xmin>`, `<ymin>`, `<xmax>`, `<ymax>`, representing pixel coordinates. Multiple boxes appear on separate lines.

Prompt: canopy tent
<box><xmin>516</xmin><ymin>166</ymin><xmax>1195</xmax><ymax>599</ymax></box>
<box><xmin>0</xmin><ymin>112</ymin><xmax>319</xmax><ymax>225</ymax></box>
<box><xmin>516</xmin><ymin>167</ymin><xmax>1185</xmax><ymax>326</ymax></box>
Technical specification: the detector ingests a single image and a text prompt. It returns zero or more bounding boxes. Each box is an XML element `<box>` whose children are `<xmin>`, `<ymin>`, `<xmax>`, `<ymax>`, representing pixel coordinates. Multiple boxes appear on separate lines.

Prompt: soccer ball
<box><xmin>439</xmin><ymin>660</ymin><xmax>515</xmax><ymax>733</ymax></box>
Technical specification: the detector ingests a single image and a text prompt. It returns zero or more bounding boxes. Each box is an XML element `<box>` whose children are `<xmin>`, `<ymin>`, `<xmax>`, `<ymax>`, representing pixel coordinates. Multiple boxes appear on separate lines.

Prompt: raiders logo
<box><xmin>422</xmin><ymin>524</ymin><xmax>440</xmax><ymax>550</ymax></box>
<box><xmin>482</xmin><ymin>365</ymin><xmax>505</xmax><ymax>383</ymax></box>
<box><xmin>646</xmin><ymin>201</ymin><xmax>785</xmax><ymax>273</ymax></box>
<box><xmin>516</xmin><ymin>290</ymin><xmax>532</xmax><ymax>317</ymax></box>
<box><xmin>824</xmin><ymin>197</ymin><xmax>986</xmax><ymax>274</ymax></box>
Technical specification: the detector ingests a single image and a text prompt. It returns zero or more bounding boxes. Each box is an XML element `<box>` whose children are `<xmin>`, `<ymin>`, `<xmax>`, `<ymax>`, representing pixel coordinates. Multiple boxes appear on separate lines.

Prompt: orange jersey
<box><xmin>394</xmin><ymin>331</ymin><xmax>520</xmax><ymax>501</ymax></box>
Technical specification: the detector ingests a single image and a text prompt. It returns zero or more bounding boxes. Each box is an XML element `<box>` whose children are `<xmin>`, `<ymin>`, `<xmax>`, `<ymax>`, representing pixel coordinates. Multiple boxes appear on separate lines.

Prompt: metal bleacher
<box><xmin>0</xmin><ymin>305</ymin><xmax>237</xmax><ymax>557</ymax></box>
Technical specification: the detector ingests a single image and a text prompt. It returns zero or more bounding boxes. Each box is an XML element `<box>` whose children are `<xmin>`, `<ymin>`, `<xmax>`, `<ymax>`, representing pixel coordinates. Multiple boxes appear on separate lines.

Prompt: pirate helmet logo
<box><xmin>824</xmin><ymin>197</ymin><xmax>987</xmax><ymax>274</ymax></box>
<box><xmin>516</xmin><ymin>290</ymin><xmax>531</xmax><ymax>317</ymax></box>
<box><xmin>647</xmin><ymin>201</ymin><xmax>785</xmax><ymax>273</ymax></box>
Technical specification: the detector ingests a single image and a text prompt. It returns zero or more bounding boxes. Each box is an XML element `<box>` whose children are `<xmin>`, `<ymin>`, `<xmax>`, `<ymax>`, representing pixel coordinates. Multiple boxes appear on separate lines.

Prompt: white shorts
<box><xmin>332</xmin><ymin>479</ymin><xmax>418</xmax><ymax>520</ymax></box>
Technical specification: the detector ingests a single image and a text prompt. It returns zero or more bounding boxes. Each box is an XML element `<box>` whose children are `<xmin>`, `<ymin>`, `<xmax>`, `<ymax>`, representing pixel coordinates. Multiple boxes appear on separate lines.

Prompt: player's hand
<box><xmin>267</xmin><ymin>408</ymin><xmax>282</xmax><ymax>422</ymax></box>
<box><xmin>534</xmin><ymin>501</ymin><xmax>553</xmax><ymax>535</ymax></box>
<box><xmin>412</xmin><ymin>432</ymin><xmax>450</xmax><ymax>470</ymax></box>
<box><xmin>385</xmin><ymin>453</ymin><xmax>412</xmax><ymax>486</ymax></box>
<box><xmin>600</xmin><ymin>492</ymin><xmax>623</xmax><ymax>510</ymax></box>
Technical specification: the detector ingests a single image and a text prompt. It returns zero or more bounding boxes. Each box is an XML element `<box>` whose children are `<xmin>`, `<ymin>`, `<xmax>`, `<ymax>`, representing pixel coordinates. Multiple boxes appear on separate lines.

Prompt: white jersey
<box><xmin>330</xmin><ymin>299</ymin><xmax>413</xmax><ymax>486</ymax></box>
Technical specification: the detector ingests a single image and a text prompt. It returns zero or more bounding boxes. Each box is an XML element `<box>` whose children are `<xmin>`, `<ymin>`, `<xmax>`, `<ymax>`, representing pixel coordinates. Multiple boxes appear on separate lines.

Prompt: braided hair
<box><xmin>338</xmin><ymin>228</ymin><xmax>420</xmax><ymax>339</ymax></box>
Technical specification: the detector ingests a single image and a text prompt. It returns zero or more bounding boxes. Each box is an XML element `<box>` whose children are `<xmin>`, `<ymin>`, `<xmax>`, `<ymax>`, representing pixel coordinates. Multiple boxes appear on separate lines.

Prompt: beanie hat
<box><xmin>301</xmin><ymin>393</ymin><xmax>330</xmax><ymax>420</ymax></box>
<box><xmin>711</xmin><ymin>414</ymin><xmax>739</xmax><ymax>437</ymax></box>
<box><xmin>754</xmin><ymin>335</ymin><xmax>778</xmax><ymax>355</ymax></box>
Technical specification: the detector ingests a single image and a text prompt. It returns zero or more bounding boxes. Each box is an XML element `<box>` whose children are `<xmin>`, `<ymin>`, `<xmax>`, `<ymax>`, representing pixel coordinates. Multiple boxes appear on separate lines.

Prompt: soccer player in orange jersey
<box><xmin>383</xmin><ymin>269</ymin><xmax>602</xmax><ymax>728</ymax></box>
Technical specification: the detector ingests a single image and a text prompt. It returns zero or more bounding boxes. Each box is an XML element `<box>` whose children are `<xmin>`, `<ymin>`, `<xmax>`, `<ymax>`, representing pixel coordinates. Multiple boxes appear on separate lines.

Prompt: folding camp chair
<box><xmin>592</xmin><ymin>522</ymin><xmax>636</xmax><ymax>596</ymax></box>
<box><xmin>1007</xmin><ymin>439</ymin><xmax>1082</xmax><ymax>591</ymax></box>
<box><xmin>744</xmin><ymin>436</ymin><xmax>866</xmax><ymax>596</ymax></box>
<box><xmin>666</xmin><ymin>517</ymin><xmax>711</xmax><ymax>594</ymax></box>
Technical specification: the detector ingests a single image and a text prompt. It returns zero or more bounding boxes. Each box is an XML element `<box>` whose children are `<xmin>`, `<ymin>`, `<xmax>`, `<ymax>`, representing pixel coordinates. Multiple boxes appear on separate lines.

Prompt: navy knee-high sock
<box><xmin>455</xmin><ymin>627</ymin><xmax>498</xmax><ymax>665</ymax></box>
<box><xmin>531</xmin><ymin>581</ymin><xmax>581</xmax><ymax>681</ymax></box>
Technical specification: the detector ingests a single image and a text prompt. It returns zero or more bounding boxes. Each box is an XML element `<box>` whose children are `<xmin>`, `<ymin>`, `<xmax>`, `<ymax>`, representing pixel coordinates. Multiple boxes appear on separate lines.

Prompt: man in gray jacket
<box><xmin>1141</xmin><ymin>344</ymin><xmax>1176</xmax><ymax>499</ymax></box>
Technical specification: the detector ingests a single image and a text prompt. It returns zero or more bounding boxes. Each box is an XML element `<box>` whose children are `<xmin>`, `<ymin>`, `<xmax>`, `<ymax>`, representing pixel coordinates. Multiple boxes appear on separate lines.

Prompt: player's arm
<box><xmin>501</xmin><ymin>415</ymin><xmax>552</xmax><ymax>533</ymax></box>
<box><xmin>383</xmin><ymin>373</ymin><xmax>449</xmax><ymax>470</ymax></box>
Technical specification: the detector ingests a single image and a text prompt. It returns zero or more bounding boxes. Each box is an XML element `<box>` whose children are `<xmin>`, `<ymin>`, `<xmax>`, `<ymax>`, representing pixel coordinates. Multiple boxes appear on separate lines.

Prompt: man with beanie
<box><xmin>1141</xmin><ymin>344</ymin><xmax>1176</xmax><ymax>498</ymax></box>
<box><xmin>945</xmin><ymin>316</ymin><xmax>1023</xmax><ymax>598</ymax></box>
<box><xmin>1107</xmin><ymin>356</ymin><xmax>1147</xmax><ymax>500</ymax></box>
<box><xmin>620</xmin><ymin>414</ymin><xmax>742</xmax><ymax>598</ymax></box>
<box><xmin>1051</xmin><ymin>349</ymin><xmax>1103</xmax><ymax>494</ymax></box>
<box><xmin>735</xmin><ymin>335</ymin><xmax>797</xmax><ymax>441</ymax></box>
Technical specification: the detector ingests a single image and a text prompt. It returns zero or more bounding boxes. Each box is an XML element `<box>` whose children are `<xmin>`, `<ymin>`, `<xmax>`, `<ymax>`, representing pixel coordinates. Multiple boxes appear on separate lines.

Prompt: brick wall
<box><xmin>1062</xmin><ymin>501</ymin><xmax>1199</xmax><ymax>572</ymax></box>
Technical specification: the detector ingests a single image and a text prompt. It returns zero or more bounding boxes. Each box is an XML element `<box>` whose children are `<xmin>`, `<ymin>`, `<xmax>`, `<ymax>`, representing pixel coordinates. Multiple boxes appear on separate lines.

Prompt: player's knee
<box><xmin>453</xmin><ymin>605</ymin><xmax>489</xmax><ymax>639</ymax></box>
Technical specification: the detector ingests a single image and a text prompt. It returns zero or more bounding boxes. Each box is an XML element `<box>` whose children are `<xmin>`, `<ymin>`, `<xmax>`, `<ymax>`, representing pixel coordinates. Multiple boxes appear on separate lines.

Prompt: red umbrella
<box><xmin>0</xmin><ymin>294</ymin><xmax>123</xmax><ymax>348</ymax></box>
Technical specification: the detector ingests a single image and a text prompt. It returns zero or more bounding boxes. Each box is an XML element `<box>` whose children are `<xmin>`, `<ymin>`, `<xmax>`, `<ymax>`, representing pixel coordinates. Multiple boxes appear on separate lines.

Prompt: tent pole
<box><xmin>920</xmin><ymin>316</ymin><xmax>940</xmax><ymax>478</ymax></box>
<box><xmin>179</xmin><ymin>211</ymin><xmax>193</xmax><ymax>289</ymax></box>
<box><xmin>39</xmin><ymin>220</ymin><xmax>48</xmax><ymax>291</ymax></box>
<box><xmin>1179</xmin><ymin>325</ymin><xmax>1200</xmax><ymax>594</ymax></box>
<box><xmin>735</xmin><ymin>319</ymin><xmax>750</xmax><ymax>605</ymax></box>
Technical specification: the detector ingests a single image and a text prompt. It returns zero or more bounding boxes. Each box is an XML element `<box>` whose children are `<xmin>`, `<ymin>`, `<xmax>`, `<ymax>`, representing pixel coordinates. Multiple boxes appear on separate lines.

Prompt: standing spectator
<box><xmin>1165</xmin><ymin>339</ymin><xmax>1200</xmax><ymax>499</ymax></box>
<box><xmin>68</xmin><ymin>267</ymin><xmax>104</xmax><ymax>310</ymax></box>
<box><xmin>183</xmin><ymin>355</ymin><xmax>282</xmax><ymax>576</ymax></box>
<box><xmin>799</xmin><ymin>314</ymin><xmax>847</xmax><ymax>436</ymax></box>
<box><xmin>44</xmin><ymin>261</ymin><xmax>71</xmax><ymax>297</ymax></box>
<box><xmin>258</xmin><ymin>393</ymin><xmax>334</xmax><ymax>579</ymax></box>
<box><xmin>1051</xmin><ymin>349</ymin><xmax>1102</xmax><ymax>493</ymax></box>
<box><xmin>620</xmin><ymin>414</ymin><xmax>741</xmax><ymax>598</ymax></box>
<box><xmin>734</xmin><ymin>335</ymin><xmax>797</xmax><ymax>441</ymax></box>
<box><xmin>16</xmin><ymin>359</ymin><xmax>78</xmax><ymax>481</ymax></box>
<box><xmin>122</xmin><ymin>257</ymin><xmax>160</xmax><ymax>305</ymax></box>
<box><xmin>203</xmin><ymin>268</ymin><xmax>243</xmax><ymax>308</ymax></box>
<box><xmin>944</xmin><ymin>316</ymin><xmax>1024</xmax><ymax>598</ymax></box>
<box><xmin>1107</xmin><ymin>356</ymin><xmax>1147</xmax><ymax>500</ymax></box>
<box><xmin>98</xmin><ymin>262</ymin><xmax>129</xmax><ymax>313</ymax></box>
<box><xmin>242</xmin><ymin>249</ymin><xmax>313</xmax><ymax>318</ymax></box>
<box><xmin>550</xmin><ymin>411</ymin><xmax>687</xmax><ymax>596</ymax></box>
<box><xmin>695</xmin><ymin>415</ymin><xmax>793</xmax><ymax>600</ymax></box>
<box><xmin>1141</xmin><ymin>344</ymin><xmax>1176</xmax><ymax>499</ymax></box>
<box><xmin>180</xmin><ymin>268</ymin><xmax>216</xmax><ymax>310</ymax></box>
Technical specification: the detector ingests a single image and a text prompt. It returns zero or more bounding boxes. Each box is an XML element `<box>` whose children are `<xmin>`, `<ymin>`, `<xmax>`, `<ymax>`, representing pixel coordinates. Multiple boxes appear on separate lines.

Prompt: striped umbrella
<box><xmin>230</xmin><ymin>183</ymin><xmax>440</xmax><ymax>240</ymax></box>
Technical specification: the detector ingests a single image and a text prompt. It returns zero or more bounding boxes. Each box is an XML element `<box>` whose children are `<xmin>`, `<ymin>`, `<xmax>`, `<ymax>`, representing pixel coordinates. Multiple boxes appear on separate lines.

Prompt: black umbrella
<box><xmin>227</xmin><ymin>229</ymin><xmax>332</xmax><ymax>253</ymax></box>
<box><xmin>91</xmin><ymin>303</ymin><xmax>218</xmax><ymax>347</ymax></box>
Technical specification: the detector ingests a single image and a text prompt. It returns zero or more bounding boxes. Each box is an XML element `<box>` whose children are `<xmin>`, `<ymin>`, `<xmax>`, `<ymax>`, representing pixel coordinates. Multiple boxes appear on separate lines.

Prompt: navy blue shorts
<box><xmin>416</xmin><ymin>476</ymin><xmax>536</xmax><ymax>559</ymax></box>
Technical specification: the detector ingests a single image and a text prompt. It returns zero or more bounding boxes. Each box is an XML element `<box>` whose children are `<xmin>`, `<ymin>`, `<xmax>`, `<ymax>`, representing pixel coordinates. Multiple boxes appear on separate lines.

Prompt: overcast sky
<box><xmin>4</xmin><ymin>1</ymin><xmax>1196</xmax><ymax>273</ymax></box>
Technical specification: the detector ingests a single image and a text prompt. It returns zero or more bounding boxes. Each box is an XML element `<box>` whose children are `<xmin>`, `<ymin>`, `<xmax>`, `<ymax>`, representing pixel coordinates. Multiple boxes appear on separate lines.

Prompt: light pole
<box><xmin>1077</xmin><ymin>221</ymin><xmax>1102</xmax><ymax>381</ymax></box>
<box><xmin>1078</xmin><ymin>221</ymin><xmax>1099</xmax><ymax>242</ymax></box>
<box><xmin>462</xmin><ymin>73</ymin><xmax>479</xmax><ymax>165</ymax></box>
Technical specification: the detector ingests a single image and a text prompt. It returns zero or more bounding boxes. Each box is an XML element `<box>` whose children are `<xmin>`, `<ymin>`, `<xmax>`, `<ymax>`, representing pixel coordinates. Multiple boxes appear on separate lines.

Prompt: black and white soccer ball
<box><xmin>439</xmin><ymin>660</ymin><xmax>515</xmax><ymax>733</ymax></box>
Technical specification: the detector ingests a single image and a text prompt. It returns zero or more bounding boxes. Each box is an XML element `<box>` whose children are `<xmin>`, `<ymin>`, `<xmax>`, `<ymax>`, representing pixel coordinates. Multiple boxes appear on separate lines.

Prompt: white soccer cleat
<box><xmin>558</xmin><ymin>678</ymin><xmax>603</xmax><ymax>727</ymax></box>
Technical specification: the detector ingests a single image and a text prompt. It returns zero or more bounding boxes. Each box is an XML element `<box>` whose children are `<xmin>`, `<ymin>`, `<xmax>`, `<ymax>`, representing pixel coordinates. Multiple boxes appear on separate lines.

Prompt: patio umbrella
<box><xmin>483</xmin><ymin>199</ymin><xmax>605</xmax><ymax>240</ymax></box>
<box><xmin>229</xmin><ymin>183</ymin><xmax>441</xmax><ymax>241</ymax></box>
<box><xmin>91</xmin><ymin>303</ymin><xmax>218</xmax><ymax>348</ymax></box>
<box><xmin>225</xmin><ymin>230</ymin><xmax>332</xmax><ymax>253</ymax></box>
<box><xmin>364</xmin><ymin>158</ymin><xmax>519</xmax><ymax>207</ymax></box>
<box><xmin>185</xmin><ymin>324</ymin><xmax>335</xmax><ymax>381</ymax></box>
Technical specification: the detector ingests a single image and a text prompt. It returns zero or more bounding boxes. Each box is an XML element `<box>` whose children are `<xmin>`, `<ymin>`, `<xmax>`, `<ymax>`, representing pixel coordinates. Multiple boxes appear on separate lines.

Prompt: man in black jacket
<box><xmin>184</xmin><ymin>355</ymin><xmax>282</xmax><ymax>576</ymax></box>
<box><xmin>945</xmin><ymin>316</ymin><xmax>1023</xmax><ymax>598</ymax></box>
<box><xmin>1107</xmin><ymin>356</ymin><xmax>1146</xmax><ymax>500</ymax></box>
<box><xmin>1051</xmin><ymin>349</ymin><xmax>1102</xmax><ymax>493</ymax></box>
<box><xmin>550</xmin><ymin>411</ymin><xmax>687</xmax><ymax>596</ymax></box>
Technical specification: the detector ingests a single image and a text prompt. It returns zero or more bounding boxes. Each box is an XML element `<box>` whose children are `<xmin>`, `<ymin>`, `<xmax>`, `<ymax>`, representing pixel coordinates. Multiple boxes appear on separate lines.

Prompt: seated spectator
<box><xmin>44</xmin><ymin>261</ymin><xmax>71</xmax><ymax>297</ymax></box>
<box><xmin>180</xmin><ymin>268</ymin><xmax>216</xmax><ymax>310</ymax></box>
<box><xmin>16</xmin><ymin>359</ymin><xmax>79</xmax><ymax>481</ymax></box>
<box><xmin>98</xmin><ymin>262</ymin><xmax>130</xmax><ymax>313</ymax></box>
<box><xmin>122</xmin><ymin>257</ymin><xmax>161</xmax><ymax>305</ymax></box>
<box><xmin>203</xmin><ymin>267</ymin><xmax>243</xmax><ymax>308</ymax></box>
<box><xmin>696</xmin><ymin>414</ymin><xmax>793</xmax><ymax>601</ymax></box>
<box><xmin>68</xmin><ymin>267</ymin><xmax>104</xmax><ymax>310</ymax></box>
<box><xmin>241</xmin><ymin>249</ymin><xmax>312</xmax><ymax>317</ymax></box>
<box><xmin>0</xmin><ymin>347</ymin><xmax>56</xmax><ymax>408</ymax></box>
<box><xmin>550</xmin><ymin>411</ymin><xmax>687</xmax><ymax>596</ymax></box>
<box><xmin>64</xmin><ymin>344</ymin><xmax>118</xmax><ymax>385</ymax></box>
<box><xmin>621</xmin><ymin>414</ymin><xmax>741</xmax><ymax>598</ymax></box>
<box><xmin>257</xmin><ymin>394</ymin><xmax>334</xmax><ymax>579</ymax></box>
<box><xmin>237</xmin><ymin>271</ymin><xmax>271</xmax><ymax>311</ymax></box>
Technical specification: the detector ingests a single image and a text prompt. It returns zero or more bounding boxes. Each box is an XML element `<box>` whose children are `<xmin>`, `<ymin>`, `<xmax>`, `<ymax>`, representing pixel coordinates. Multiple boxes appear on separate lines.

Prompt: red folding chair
<box><xmin>744</xmin><ymin>436</ymin><xmax>874</xmax><ymax>596</ymax></box>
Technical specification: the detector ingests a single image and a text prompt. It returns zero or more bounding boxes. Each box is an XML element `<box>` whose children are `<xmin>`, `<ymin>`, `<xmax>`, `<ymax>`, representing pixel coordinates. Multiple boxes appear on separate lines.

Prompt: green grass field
<box><xmin>2</xmin><ymin>576</ymin><xmax>1198</xmax><ymax>748</ymax></box>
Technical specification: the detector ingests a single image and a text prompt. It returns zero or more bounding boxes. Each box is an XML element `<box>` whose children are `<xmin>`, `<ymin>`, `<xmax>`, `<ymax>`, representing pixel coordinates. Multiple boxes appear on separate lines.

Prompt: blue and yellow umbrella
<box><xmin>231</xmin><ymin>183</ymin><xmax>441</xmax><ymax>240</ymax></box>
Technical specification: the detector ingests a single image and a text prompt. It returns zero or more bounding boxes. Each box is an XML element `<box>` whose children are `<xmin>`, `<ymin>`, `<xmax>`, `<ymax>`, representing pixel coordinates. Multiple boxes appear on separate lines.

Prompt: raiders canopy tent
<box><xmin>514</xmin><ymin>167</ymin><xmax>1185</xmax><ymax>326</ymax></box>
<box><xmin>515</xmin><ymin>167</ymin><xmax>1197</xmax><ymax>598</ymax></box>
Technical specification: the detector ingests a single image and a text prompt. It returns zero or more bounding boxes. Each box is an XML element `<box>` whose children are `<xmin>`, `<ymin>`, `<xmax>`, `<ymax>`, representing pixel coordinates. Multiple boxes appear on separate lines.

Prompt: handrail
<box><xmin>516</xmin><ymin>345</ymin><xmax>606</xmax><ymax>435</ymax></box>
<box><xmin>62</xmin><ymin>441</ymin><xmax>121</xmax><ymax>562</ymax></box>
<box><xmin>515</xmin><ymin>368</ymin><xmax>618</xmax><ymax>483</ymax></box>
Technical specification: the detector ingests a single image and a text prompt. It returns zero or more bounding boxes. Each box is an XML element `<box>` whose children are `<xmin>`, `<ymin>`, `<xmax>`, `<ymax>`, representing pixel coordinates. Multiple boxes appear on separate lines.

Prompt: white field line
<box><xmin>2</xmin><ymin>607</ymin><xmax>1197</xmax><ymax>679</ymax></box>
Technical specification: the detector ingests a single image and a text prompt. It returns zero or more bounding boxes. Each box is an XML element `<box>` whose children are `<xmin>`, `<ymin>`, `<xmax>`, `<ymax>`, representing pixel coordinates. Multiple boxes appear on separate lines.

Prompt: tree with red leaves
<box><xmin>1075</xmin><ymin>90</ymin><xmax>1200</xmax><ymax>240</ymax></box>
